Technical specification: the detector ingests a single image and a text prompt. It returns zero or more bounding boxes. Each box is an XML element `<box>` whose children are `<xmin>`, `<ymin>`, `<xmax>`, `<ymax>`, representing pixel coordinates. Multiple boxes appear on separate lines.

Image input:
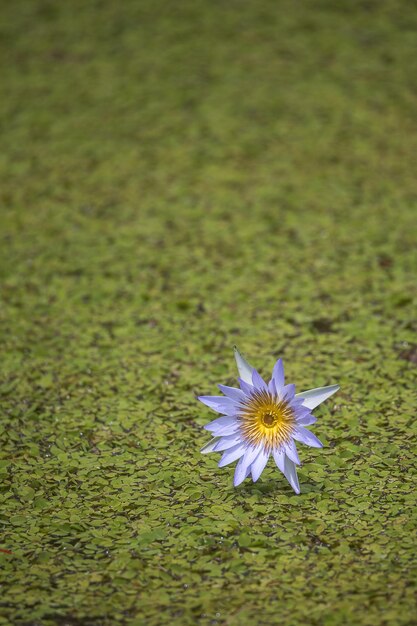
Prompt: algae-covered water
<box><xmin>1</xmin><ymin>1</ymin><xmax>416</xmax><ymax>624</ymax></box>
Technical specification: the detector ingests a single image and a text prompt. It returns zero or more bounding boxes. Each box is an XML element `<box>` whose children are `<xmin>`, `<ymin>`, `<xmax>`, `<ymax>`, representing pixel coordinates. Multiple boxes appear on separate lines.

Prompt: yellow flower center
<box><xmin>239</xmin><ymin>390</ymin><xmax>294</xmax><ymax>451</ymax></box>
<box><xmin>261</xmin><ymin>411</ymin><xmax>279</xmax><ymax>428</ymax></box>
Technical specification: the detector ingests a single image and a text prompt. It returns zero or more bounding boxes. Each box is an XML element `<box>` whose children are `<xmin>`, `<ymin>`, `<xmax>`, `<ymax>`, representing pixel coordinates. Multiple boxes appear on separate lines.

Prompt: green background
<box><xmin>1</xmin><ymin>1</ymin><xmax>416</xmax><ymax>624</ymax></box>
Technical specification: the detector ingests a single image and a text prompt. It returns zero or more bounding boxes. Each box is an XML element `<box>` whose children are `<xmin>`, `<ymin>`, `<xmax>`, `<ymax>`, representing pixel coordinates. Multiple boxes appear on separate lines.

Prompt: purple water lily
<box><xmin>198</xmin><ymin>348</ymin><xmax>339</xmax><ymax>493</ymax></box>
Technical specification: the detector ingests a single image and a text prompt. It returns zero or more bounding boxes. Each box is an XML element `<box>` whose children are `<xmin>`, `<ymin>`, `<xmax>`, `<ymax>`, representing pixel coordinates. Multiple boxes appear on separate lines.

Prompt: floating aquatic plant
<box><xmin>199</xmin><ymin>348</ymin><xmax>339</xmax><ymax>493</ymax></box>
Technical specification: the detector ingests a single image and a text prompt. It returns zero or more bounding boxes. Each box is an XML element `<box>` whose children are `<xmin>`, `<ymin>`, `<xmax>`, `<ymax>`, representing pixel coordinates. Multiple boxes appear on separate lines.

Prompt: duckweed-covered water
<box><xmin>1</xmin><ymin>1</ymin><xmax>416</xmax><ymax>624</ymax></box>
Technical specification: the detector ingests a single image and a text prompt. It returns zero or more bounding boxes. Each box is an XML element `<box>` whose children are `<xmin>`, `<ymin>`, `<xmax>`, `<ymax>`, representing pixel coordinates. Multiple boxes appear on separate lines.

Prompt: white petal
<box><xmin>200</xmin><ymin>437</ymin><xmax>220</xmax><ymax>454</ymax></box>
<box><xmin>234</xmin><ymin>346</ymin><xmax>254</xmax><ymax>384</ymax></box>
<box><xmin>251</xmin><ymin>448</ymin><xmax>270</xmax><ymax>482</ymax></box>
<box><xmin>218</xmin><ymin>443</ymin><xmax>246</xmax><ymax>467</ymax></box>
<box><xmin>283</xmin><ymin>456</ymin><xmax>300</xmax><ymax>494</ymax></box>
<box><xmin>295</xmin><ymin>384</ymin><xmax>339</xmax><ymax>410</ymax></box>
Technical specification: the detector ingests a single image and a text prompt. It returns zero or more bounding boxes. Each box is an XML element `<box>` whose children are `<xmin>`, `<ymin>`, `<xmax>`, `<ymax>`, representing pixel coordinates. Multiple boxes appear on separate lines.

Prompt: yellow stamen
<box><xmin>239</xmin><ymin>389</ymin><xmax>294</xmax><ymax>452</ymax></box>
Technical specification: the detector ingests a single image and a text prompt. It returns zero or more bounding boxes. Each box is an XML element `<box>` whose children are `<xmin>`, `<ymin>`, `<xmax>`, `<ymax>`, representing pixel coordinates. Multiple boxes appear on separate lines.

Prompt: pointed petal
<box><xmin>271</xmin><ymin>358</ymin><xmax>285</xmax><ymax>393</ymax></box>
<box><xmin>209</xmin><ymin>424</ymin><xmax>239</xmax><ymax>437</ymax></box>
<box><xmin>234</xmin><ymin>347</ymin><xmax>253</xmax><ymax>384</ymax></box>
<box><xmin>234</xmin><ymin>452</ymin><xmax>257</xmax><ymax>486</ymax></box>
<box><xmin>291</xmin><ymin>396</ymin><xmax>306</xmax><ymax>407</ymax></box>
<box><xmin>252</xmin><ymin>369</ymin><xmax>268</xmax><ymax>392</ymax></box>
<box><xmin>268</xmin><ymin>378</ymin><xmax>277</xmax><ymax>395</ymax></box>
<box><xmin>204</xmin><ymin>415</ymin><xmax>238</xmax><ymax>433</ymax></box>
<box><xmin>234</xmin><ymin>456</ymin><xmax>249</xmax><ymax>486</ymax></box>
<box><xmin>282</xmin><ymin>383</ymin><xmax>296</xmax><ymax>400</ymax></box>
<box><xmin>238</xmin><ymin>378</ymin><xmax>254</xmax><ymax>396</ymax></box>
<box><xmin>284</xmin><ymin>439</ymin><xmax>301</xmax><ymax>465</ymax></box>
<box><xmin>200</xmin><ymin>437</ymin><xmax>220</xmax><ymax>454</ymax></box>
<box><xmin>292</xmin><ymin>404</ymin><xmax>313</xmax><ymax>417</ymax></box>
<box><xmin>218</xmin><ymin>443</ymin><xmax>246</xmax><ymax>467</ymax></box>
<box><xmin>233</xmin><ymin>445</ymin><xmax>261</xmax><ymax>486</ymax></box>
<box><xmin>251</xmin><ymin>448</ymin><xmax>270</xmax><ymax>482</ymax></box>
<box><xmin>273</xmin><ymin>447</ymin><xmax>286</xmax><ymax>473</ymax></box>
<box><xmin>198</xmin><ymin>395</ymin><xmax>238</xmax><ymax>415</ymax></box>
<box><xmin>283</xmin><ymin>456</ymin><xmax>300</xmax><ymax>494</ymax></box>
<box><xmin>295</xmin><ymin>384</ymin><xmax>339</xmax><ymax>410</ymax></box>
<box><xmin>293</xmin><ymin>403</ymin><xmax>317</xmax><ymax>426</ymax></box>
<box><xmin>217</xmin><ymin>384</ymin><xmax>246</xmax><ymax>403</ymax></box>
<box><xmin>214</xmin><ymin>433</ymin><xmax>243</xmax><ymax>451</ymax></box>
<box><xmin>293</xmin><ymin>426</ymin><xmax>323</xmax><ymax>448</ymax></box>
<box><xmin>243</xmin><ymin>444</ymin><xmax>262</xmax><ymax>469</ymax></box>
<box><xmin>273</xmin><ymin>448</ymin><xmax>300</xmax><ymax>493</ymax></box>
<box><xmin>296</xmin><ymin>414</ymin><xmax>317</xmax><ymax>426</ymax></box>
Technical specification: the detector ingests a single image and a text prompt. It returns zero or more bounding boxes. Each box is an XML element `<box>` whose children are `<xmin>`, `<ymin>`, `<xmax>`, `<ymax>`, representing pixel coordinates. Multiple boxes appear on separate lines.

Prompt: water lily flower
<box><xmin>198</xmin><ymin>348</ymin><xmax>339</xmax><ymax>493</ymax></box>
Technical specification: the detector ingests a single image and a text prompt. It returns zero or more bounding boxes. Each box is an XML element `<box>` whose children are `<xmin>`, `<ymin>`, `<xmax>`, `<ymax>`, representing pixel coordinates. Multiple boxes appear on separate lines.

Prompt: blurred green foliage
<box><xmin>0</xmin><ymin>0</ymin><xmax>416</xmax><ymax>624</ymax></box>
